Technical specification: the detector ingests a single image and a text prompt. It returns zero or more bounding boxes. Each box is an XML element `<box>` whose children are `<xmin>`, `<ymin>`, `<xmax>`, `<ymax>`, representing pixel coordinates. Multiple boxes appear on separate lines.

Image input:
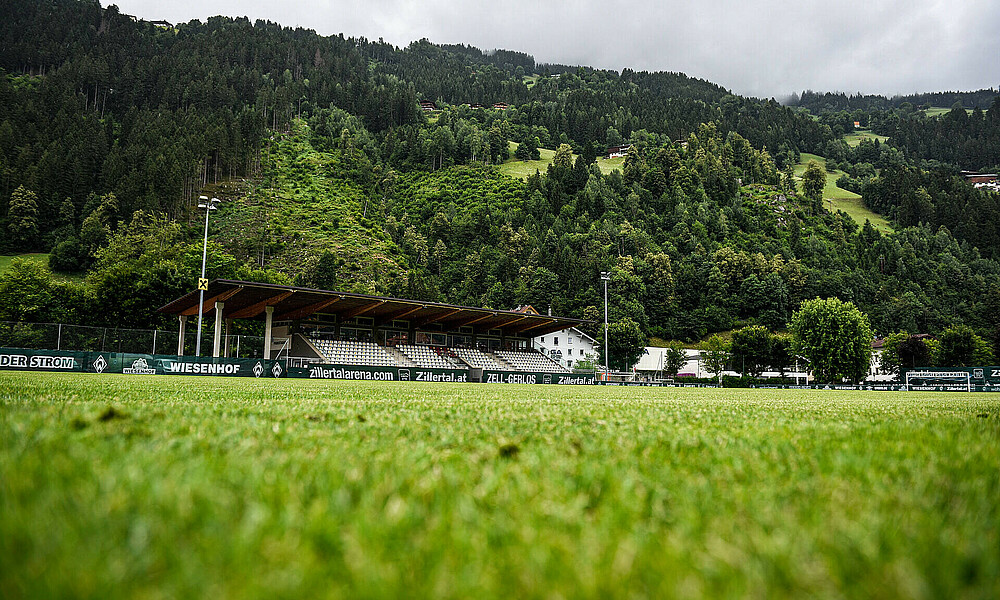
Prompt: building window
<box><xmin>568</xmin><ymin>336</ymin><xmax>573</xmax><ymax>344</ymax></box>
<box><xmin>553</xmin><ymin>337</ymin><xmax>559</xmax><ymax>345</ymax></box>
<box><xmin>567</xmin><ymin>349</ymin><xmax>572</xmax><ymax>356</ymax></box>
<box><xmin>540</xmin><ymin>337</ymin><xmax>545</xmax><ymax>343</ymax></box>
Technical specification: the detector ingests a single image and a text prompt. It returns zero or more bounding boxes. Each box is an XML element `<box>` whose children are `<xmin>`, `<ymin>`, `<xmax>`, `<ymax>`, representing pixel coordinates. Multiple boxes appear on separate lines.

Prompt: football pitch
<box><xmin>2</xmin><ymin>373</ymin><xmax>998</xmax><ymax>598</ymax></box>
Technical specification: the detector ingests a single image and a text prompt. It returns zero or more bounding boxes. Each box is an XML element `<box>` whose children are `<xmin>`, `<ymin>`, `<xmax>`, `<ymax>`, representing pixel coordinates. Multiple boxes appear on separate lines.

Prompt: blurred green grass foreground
<box><xmin>2</xmin><ymin>372</ymin><xmax>998</xmax><ymax>599</ymax></box>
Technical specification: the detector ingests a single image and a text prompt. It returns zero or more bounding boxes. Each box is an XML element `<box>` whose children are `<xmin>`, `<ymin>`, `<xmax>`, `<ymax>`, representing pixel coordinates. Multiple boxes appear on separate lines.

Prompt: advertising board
<box><xmin>481</xmin><ymin>371</ymin><xmax>595</xmax><ymax>385</ymax></box>
<box><xmin>286</xmin><ymin>364</ymin><xmax>470</xmax><ymax>382</ymax></box>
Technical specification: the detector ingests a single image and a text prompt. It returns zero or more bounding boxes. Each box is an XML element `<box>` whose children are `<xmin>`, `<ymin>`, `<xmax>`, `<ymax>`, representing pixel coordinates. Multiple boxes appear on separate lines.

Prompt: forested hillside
<box><xmin>1</xmin><ymin>0</ymin><xmax>998</xmax><ymax>358</ymax></box>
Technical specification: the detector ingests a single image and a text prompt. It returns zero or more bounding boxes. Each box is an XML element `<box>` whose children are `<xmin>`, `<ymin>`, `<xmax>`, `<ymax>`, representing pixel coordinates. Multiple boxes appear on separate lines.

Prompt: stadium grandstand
<box><xmin>157</xmin><ymin>280</ymin><xmax>584</xmax><ymax>380</ymax></box>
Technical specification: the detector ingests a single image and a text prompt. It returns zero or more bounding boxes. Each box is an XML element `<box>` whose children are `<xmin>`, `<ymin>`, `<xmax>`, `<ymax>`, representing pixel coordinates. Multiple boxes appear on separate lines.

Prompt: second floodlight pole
<box><xmin>195</xmin><ymin>196</ymin><xmax>217</xmax><ymax>356</ymax></box>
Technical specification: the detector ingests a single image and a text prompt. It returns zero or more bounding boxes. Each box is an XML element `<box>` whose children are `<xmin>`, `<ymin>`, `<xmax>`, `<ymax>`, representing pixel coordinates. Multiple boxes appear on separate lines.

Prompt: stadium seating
<box><xmin>452</xmin><ymin>347</ymin><xmax>507</xmax><ymax>370</ymax></box>
<box><xmin>304</xmin><ymin>337</ymin><xmax>569</xmax><ymax>373</ymax></box>
<box><xmin>309</xmin><ymin>338</ymin><xmax>398</xmax><ymax>367</ymax></box>
<box><xmin>494</xmin><ymin>350</ymin><xmax>571</xmax><ymax>373</ymax></box>
<box><xmin>398</xmin><ymin>345</ymin><xmax>462</xmax><ymax>369</ymax></box>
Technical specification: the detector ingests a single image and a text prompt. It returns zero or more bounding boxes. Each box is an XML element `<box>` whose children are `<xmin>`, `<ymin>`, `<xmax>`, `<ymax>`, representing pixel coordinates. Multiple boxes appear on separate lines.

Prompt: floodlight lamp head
<box><xmin>600</xmin><ymin>272</ymin><xmax>611</xmax><ymax>281</ymax></box>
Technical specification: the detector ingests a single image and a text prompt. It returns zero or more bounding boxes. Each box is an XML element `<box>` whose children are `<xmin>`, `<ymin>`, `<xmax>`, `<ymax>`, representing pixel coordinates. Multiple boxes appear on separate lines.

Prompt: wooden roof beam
<box><xmin>179</xmin><ymin>287</ymin><xmax>245</xmax><ymax>317</ymax></box>
<box><xmin>472</xmin><ymin>314</ymin><xmax>527</xmax><ymax>333</ymax></box>
<box><xmin>378</xmin><ymin>304</ymin><xmax>426</xmax><ymax>323</ymax></box>
<box><xmin>411</xmin><ymin>308</ymin><xmax>464</xmax><ymax>329</ymax></box>
<box><xmin>338</xmin><ymin>300</ymin><xmax>387</xmax><ymax>320</ymax></box>
<box><xmin>226</xmin><ymin>290</ymin><xmax>295</xmax><ymax>319</ymax></box>
<box><xmin>449</xmin><ymin>312</ymin><xmax>498</xmax><ymax>328</ymax></box>
<box><xmin>273</xmin><ymin>297</ymin><xmax>343</xmax><ymax>321</ymax></box>
<box><xmin>506</xmin><ymin>318</ymin><xmax>559</xmax><ymax>335</ymax></box>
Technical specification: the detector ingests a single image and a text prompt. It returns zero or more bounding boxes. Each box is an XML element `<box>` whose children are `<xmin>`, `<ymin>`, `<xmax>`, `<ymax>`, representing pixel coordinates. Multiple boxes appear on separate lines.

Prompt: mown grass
<box><xmin>0</xmin><ymin>253</ymin><xmax>85</xmax><ymax>283</ymax></box>
<box><xmin>923</xmin><ymin>107</ymin><xmax>974</xmax><ymax>118</ymax></box>
<box><xmin>843</xmin><ymin>130</ymin><xmax>889</xmax><ymax>148</ymax></box>
<box><xmin>794</xmin><ymin>153</ymin><xmax>893</xmax><ymax>233</ymax></box>
<box><xmin>0</xmin><ymin>253</ymin><xmax>49</xmax><ymax>273</ymax></box>
<box><xmin>2</xmin><ymin>372</ymin><xmax>998</xmax><ymax>598</ymax></box>
<box><xmin>500</xmin><ymin>143</ymin><xmax>625</xmax><ymax>180</ymax></box>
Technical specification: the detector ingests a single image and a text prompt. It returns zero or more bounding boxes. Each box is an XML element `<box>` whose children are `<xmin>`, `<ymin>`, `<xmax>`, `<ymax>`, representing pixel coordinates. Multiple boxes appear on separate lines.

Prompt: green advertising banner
<box><xmin>287</xmin><ymin>363</ymin><xmax>470</xmax><ymax>382</ymax></box>
<box><xmin>109</xmin><ymin>354</ymin><xmax>286</xmax><ymax>378</ymax></box>
<box><xmin>0</xmin><ymin>348</ymin><xmax>285</xmax><ymax>378</ymax></box>
<box><xmin>482</xmin><ymin>371</ymin><xmax>595</xmax><ymax>385</ymax></box>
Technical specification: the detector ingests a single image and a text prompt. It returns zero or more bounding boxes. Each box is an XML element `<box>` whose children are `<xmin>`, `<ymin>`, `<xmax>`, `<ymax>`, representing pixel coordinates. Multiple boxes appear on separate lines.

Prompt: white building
<box><xmin>532</xmin><ymin>327</ymin><xmax>598</xmax><ymax>370</ymax></box>
<box><xmin>635</xmin><ymin>347</ymin><xmax>704</xmax><ymax>378</ymax></box>
<box><xmin>635</xmin><ymin>346</ymin><xmax>806</xmax><ymax>382</ymax></box>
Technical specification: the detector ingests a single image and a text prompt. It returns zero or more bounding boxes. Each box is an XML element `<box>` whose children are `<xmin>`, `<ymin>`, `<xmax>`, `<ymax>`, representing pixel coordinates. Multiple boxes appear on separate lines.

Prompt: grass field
<box><xmin>794</xmin><ymin>153</ymin><xmax>893</xmax><ymax>233</ymax></box>
<box><xmin>923</xmin><ymin>107</ymin><xmax>974</xmax><ymax>118</ymax></box>
<box><xmin>500</xmin><ymin>143</ymin><xmax>625</xmax><ymax>180</ymax></box>
<box><xmin>0</xmin><ymin>253</ymin><xmax>50</xmax><ymax>273</ymax></box>
<box><xmin>0</xmin><ymin>253</ymin><xmax>84</xmax><ymax>283</ymax></box>
<box><xmin>3</xmin><ymin>373</ymin><xmax>998</xmax><ymax>598</ymax></box>
<box><xmin>843</xmin><ymin>130</ymin><xmax>889</xmax><ymax>148</ymax></box>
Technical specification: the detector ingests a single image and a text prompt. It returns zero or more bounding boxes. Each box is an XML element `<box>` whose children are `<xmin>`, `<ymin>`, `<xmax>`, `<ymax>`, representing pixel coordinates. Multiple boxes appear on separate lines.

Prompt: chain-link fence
<box><xmin>0</xmin><ymin>322</ymin><xmax>266</xmax><ymax>358</ymax></box>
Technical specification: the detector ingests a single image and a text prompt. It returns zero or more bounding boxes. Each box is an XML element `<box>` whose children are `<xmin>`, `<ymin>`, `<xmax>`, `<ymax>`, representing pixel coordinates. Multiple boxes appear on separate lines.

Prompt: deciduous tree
<box><xmin>663</xmin><ymin>343</ymin><xmax>687</xmax><ymax>377</ymax></box>
<box><xmin>790</xmin><ymin>297</ymin><xmax>873</xmax><ymax>383</ymax></box>
<box><xmin>937</xmin><ymin>325</ymin><xmax>994</xmax><ymax>367</ymax></box>
<box><xmin>700</xmin><ymin>334</ymin><xmax>731</xmax><ymax>385</ymax></box>
<box><xmin>602</xmin><ymin>317</ymin><xmax>645</xmax><ymax>372</ymax></box>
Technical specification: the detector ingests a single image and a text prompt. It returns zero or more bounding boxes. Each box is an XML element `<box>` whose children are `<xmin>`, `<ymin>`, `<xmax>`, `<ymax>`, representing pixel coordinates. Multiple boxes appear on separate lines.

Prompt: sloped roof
<box><xmin>158</xmin><ymin>280</ymin><xmax>586</xmax><ymax>337</ymax></box>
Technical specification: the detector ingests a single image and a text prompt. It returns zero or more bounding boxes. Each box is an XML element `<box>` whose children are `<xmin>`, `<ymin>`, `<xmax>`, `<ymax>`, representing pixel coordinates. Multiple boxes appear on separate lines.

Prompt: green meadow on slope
<box><xmin>794</xmin><ymin>153</ymin><xmax>893</xmax><ymax>233</ymax></box>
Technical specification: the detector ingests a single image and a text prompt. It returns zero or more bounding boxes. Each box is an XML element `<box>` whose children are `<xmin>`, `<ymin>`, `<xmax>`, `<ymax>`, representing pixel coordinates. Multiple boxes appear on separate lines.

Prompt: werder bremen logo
<box><xmin>93</xmin><ymin>354</ymin><xmax>107</xmax><ymax>374</ymax></box>
<box><xmin>271</xmin><ymin>362</ymin><xmax>283</xmax><ymax>378</ymax></box>
<box><xmin>253</xmin><ymin>361</ymin><xmax>264</xmax><ymax>378</ymax></box>
<box><xmin>123</xmin><ymin>358</ymin><xmax>156</xmax><ymax>375</ymax></box>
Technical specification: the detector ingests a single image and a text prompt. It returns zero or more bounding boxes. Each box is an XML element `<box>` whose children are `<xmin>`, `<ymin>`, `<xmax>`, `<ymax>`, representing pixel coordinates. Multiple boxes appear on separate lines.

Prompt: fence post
<box><xmin>152</xmin><ymin>329</ymin><xmax>158</xmax><ymax>355</ymax></box>
<box><xmin>57</xmin><ymin>323</ymin><xmax>62</xmax><ymax>350</ymax></box>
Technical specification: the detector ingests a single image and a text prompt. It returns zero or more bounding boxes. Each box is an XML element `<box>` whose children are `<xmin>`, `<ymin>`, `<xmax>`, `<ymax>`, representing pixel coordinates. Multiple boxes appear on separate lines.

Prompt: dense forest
<box><xmin>791</xmin><ymin>88</ymin><xmax>1000</xmax><ymax>113</ymax></box>
<box><xmin>1</xmin><ymin>0</ymin><xmax>999</xmax><ymax>363</ymax></box>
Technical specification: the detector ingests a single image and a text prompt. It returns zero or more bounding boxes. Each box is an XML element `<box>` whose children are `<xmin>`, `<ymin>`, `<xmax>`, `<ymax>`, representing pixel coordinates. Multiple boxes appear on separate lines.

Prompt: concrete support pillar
<box><xmin>263</xmin><ymin>306</ymin><xmax>274</xmax><ymax>360</ymax></box>
<box><xmin>177</xmin><ymin>315</ymin><xmax>187</xmax><ymax>356</ymax></box>
<box><xmin>213</xmin><ymin>302</ymin><xmax>225</xmax><ymax>358</ymax></box>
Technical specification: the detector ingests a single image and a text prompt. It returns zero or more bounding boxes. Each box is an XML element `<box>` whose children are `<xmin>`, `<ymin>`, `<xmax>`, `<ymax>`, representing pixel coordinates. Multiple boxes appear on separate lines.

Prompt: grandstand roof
<box><xmin>158</xmin><ymin>279</ymin><xmax>587</xmax><ymax>337</ymax></box>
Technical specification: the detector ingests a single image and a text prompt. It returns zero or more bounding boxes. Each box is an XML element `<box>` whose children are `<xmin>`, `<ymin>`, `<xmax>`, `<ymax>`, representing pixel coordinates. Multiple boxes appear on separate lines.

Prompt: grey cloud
<box><xmin>112</xmin><ymin>0</ymin><xmax>999</xmax><ymax>98</ymax></box>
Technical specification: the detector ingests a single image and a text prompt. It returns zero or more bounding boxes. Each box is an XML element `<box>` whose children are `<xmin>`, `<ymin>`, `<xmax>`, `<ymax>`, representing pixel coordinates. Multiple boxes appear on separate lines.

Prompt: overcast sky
<box><xmin>110</xmin><ymin>0</ymin><xmax>999</xmax><ymax>99</ymax></box>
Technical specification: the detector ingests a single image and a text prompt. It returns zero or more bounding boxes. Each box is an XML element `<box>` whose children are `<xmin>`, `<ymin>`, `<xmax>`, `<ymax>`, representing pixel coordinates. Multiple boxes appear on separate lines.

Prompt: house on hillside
<box><xmin>492</xmin><ymin>102</ymin><xmax>508</xmax><ymax>110</ymax></box>
<box><xmin>962</xmin><ymin>171</ymin><xmax>999</xmax><ymax>192</ymax></box>
<box><xmin>419</xmin><ymin>100</ymin><xmax>437</xmax><ymax>112</ymax></box>
<box><xmin>606</xmin><ymin>145</ymin><xmax>630</xmax><ymax>158</ymax></box>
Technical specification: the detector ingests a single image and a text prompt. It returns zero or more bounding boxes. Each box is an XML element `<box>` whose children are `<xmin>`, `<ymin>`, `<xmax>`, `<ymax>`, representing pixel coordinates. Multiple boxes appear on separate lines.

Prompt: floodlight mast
<box><xmin>601</xmin><ymin>271</ymin><xmax>611</xmax><ymax>376</ymax></box>
<box><xmin>194</xmin><ymin>196</ymin><xmax>220</xmax><ymax>356</ymax></box>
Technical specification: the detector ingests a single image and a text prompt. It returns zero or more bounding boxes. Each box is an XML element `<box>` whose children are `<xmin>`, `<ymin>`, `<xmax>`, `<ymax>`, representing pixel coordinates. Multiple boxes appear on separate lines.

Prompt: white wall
<box><xmin>635</xmin><ymin>347</ymin><xmax>703</xmax><ymax>376</ymax></box>
<box><xmin>532</xmin><ymin>328</ymin><xmax>597</xmax><ymax>369</ymax></box>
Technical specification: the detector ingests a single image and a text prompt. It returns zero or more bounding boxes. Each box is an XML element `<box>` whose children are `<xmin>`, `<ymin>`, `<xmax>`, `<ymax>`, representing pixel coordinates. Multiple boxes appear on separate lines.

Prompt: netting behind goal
<box><xmin>905</xmin><ymin>370</ymin><xmax>972</xmax><ymax>391</ymax></box>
